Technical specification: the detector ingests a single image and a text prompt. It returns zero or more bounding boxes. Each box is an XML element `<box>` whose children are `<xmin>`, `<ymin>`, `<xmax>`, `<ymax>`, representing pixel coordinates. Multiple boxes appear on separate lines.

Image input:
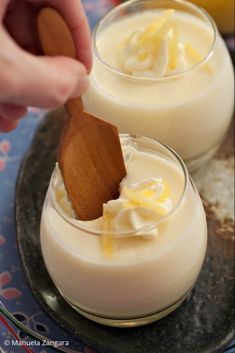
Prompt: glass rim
<box><xmin>92</xmin><ymin>0</ymin><xmax>217</xmax><ymax>83</ymax></box>
<box><xmin>48</xmin><ymin>134</ymin><xmax>189</xmax><ymax>237</ymax></box>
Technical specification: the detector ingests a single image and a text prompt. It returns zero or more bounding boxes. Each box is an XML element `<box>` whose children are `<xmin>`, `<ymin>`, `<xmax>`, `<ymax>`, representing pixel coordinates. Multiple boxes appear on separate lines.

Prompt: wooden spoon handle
<box><xmin>37</xmin><ymin>7</ymin><xmax>83</xmax><ymax>113</ymax></box>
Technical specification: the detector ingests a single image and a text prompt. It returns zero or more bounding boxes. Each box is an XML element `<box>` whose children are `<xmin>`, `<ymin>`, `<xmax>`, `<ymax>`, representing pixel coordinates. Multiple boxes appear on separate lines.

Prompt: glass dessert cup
<box><xmin>40</xmin><ymin>135</ymin><xmax>207</xmax><ymax>327</ymax></box>
<box><xmin>83</xmin><ymin>0</ymin><xmax>234</xmax><ymax>172</ymax></box>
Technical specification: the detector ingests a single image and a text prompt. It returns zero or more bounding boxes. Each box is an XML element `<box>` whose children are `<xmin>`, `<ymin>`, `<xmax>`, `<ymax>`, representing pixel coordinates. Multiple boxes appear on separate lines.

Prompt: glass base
<box><xmin>185</xmin><ymin>138</ymin><xmax>223</xmax><ymax>173</ymax></box>
<box><xmin>63</xmin><ymin>292</ymin><xmax>190</xmax><ymax>328</ymax></box>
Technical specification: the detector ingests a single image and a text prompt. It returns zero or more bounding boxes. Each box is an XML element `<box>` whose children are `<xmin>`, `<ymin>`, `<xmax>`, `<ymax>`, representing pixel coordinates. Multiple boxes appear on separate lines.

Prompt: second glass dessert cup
<box><xmin>40</xmin><ymin>135</ymin><xmax>207</xmax><ymax>327</ymax></box>
<box><xmin>83</xmin><ymin>0</ymin><xmax>234</xmax><ymax>171</ymax></box>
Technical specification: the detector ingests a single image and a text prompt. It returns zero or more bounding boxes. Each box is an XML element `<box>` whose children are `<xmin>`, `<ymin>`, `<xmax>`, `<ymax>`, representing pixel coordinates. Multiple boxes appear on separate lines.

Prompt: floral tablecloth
<box><xmin>0</xmin><ymin>0</ymin><xmax>234</xmax><ymax>352</ymax></box>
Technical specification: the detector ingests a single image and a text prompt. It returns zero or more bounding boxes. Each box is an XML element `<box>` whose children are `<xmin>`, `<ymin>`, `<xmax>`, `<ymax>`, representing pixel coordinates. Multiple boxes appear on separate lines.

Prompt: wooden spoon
<box><xmin>37</xmin><ymin>7</ymin><xmax>126</xmax><ymax>220</ymax></box>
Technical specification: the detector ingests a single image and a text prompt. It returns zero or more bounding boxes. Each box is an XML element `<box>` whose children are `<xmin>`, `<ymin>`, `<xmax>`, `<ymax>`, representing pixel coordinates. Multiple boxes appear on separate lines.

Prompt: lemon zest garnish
<box><xmin>138</xmin><ymin>35</ymin><xmax>165</xmax><ymax>61</ymax></box>
<box><xmin>185</xmin><ymin>42</ymin><xmax>212</xmax><ymax>73</ymax></box>
<box><xmin>138</xmin><ymin>9</ymin><xmax>175</xmax><ymax>45</ymax></box>
<box><xmin>138</xmin><ymin>47</ymin><xmax>151</xmax><ymax>61</ymax></box>
<box><xmin>158</xmin><ymin>181</ymin><xmax>170</xmax><ymax>202</ymax></box>
<box><xmin>120</xmin><ymin>9</ymin><xmax>211</xmax><ymax>77</ymax></box>
<box><xmin>167</xmin><ymin>25</ymin><xmax>179</xmax><ymax>70</ymax></box>
<box><xmin>122</xmin><ymin>180</ymin><xmax>170</xmax><ymax>216</ymax></box>
<box><xmin>135</xmin><ymin>11</ymin><xmax>176</xmax><ymax>69</ymax></box>
<box><xmin>102</xmin><ymin>211</ymin><xmax>113</xmax><ymax>257</ymax></box>
<box><xmin>123</xmin><ymin>194</ymin><xmax>168</xmax><ymax>216</ymax></box>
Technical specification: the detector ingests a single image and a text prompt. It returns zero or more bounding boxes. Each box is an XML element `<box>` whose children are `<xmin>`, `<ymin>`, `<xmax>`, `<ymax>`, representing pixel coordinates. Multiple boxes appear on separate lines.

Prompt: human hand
<box><xmin>0</xmin><ymin>0</ymin><xmax>92</xmax><ymax>132</ymax></box>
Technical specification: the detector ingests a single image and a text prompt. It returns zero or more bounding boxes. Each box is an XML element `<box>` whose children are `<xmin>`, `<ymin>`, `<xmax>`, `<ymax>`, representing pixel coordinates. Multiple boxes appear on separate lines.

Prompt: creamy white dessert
<box><xmin>83</xmin><ymin>1</ymin><xmax>234</xmax><ymax>169</ymax></box>
<box><xmin>40</xmin><ymin>137</ymin><xmax>207</xmax><ymax>325</ymax></box>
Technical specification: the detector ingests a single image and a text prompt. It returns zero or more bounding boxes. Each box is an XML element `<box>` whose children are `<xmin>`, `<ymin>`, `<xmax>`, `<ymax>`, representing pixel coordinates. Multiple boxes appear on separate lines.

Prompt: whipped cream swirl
<box><xmin>103</xmin><ymin>177</ymin><xmax>173</xmax><ymax>238</ymax></box>
<box><xmin>120</xmin><ymin>9</ymin><xmax>187</xmax><ymax>78</ymax></box>
<box><xmin>52</xmin><ymin>166</ymin><xmax>173</xmax><ymax>240</ymax></box>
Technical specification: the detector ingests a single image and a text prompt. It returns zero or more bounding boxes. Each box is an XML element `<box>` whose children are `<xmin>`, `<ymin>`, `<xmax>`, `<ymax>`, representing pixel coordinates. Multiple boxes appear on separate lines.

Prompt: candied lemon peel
<box><xmin>102</xmin><ymin>179</ymin><xmax>171</xmax><ymax>257</ymax></box>
<box><xmin>102</xmin><ymin>211</ymin><xmax>113</xmax><ymax>257</ymax></box>
<box><xmin>122</xmin><ymin>180</ymin><xmax>170</xmax><ymax>216</ymax></box>
<box><xmin>120</xmin><ymin>9</ymin><xmax>211</xmax><ymax>77</ymax></box>
<box><xmin>138</xmin><ymin>9</ymin><xmax>175</xmax><ymax>45</ymax></box>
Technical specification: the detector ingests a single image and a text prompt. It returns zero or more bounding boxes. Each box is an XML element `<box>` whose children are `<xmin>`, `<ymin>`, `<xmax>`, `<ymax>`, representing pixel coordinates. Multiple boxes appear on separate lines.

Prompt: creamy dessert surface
<box><xmin>99</xmin><ymin>10</ymin><xmax>214</xmax><ymax>78</ymax></box>
<box><xmin>41</xmin><ymin>144</ymin><xmax>207</xmax><ymax>317</ymax></box>
<box><xmin>91</xmin><ymin>9</ymin><xmax>219</xmax><ymax>104</ymax></box>
<box><xmin>45</xmin><ymin>147</ymin><xmax>187</xmax><ymax>263</ymax></box>
<box><xmin>83</xmin><ymin>7</ymin><xmax>234</xmax><ymax>161</ymax></box>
